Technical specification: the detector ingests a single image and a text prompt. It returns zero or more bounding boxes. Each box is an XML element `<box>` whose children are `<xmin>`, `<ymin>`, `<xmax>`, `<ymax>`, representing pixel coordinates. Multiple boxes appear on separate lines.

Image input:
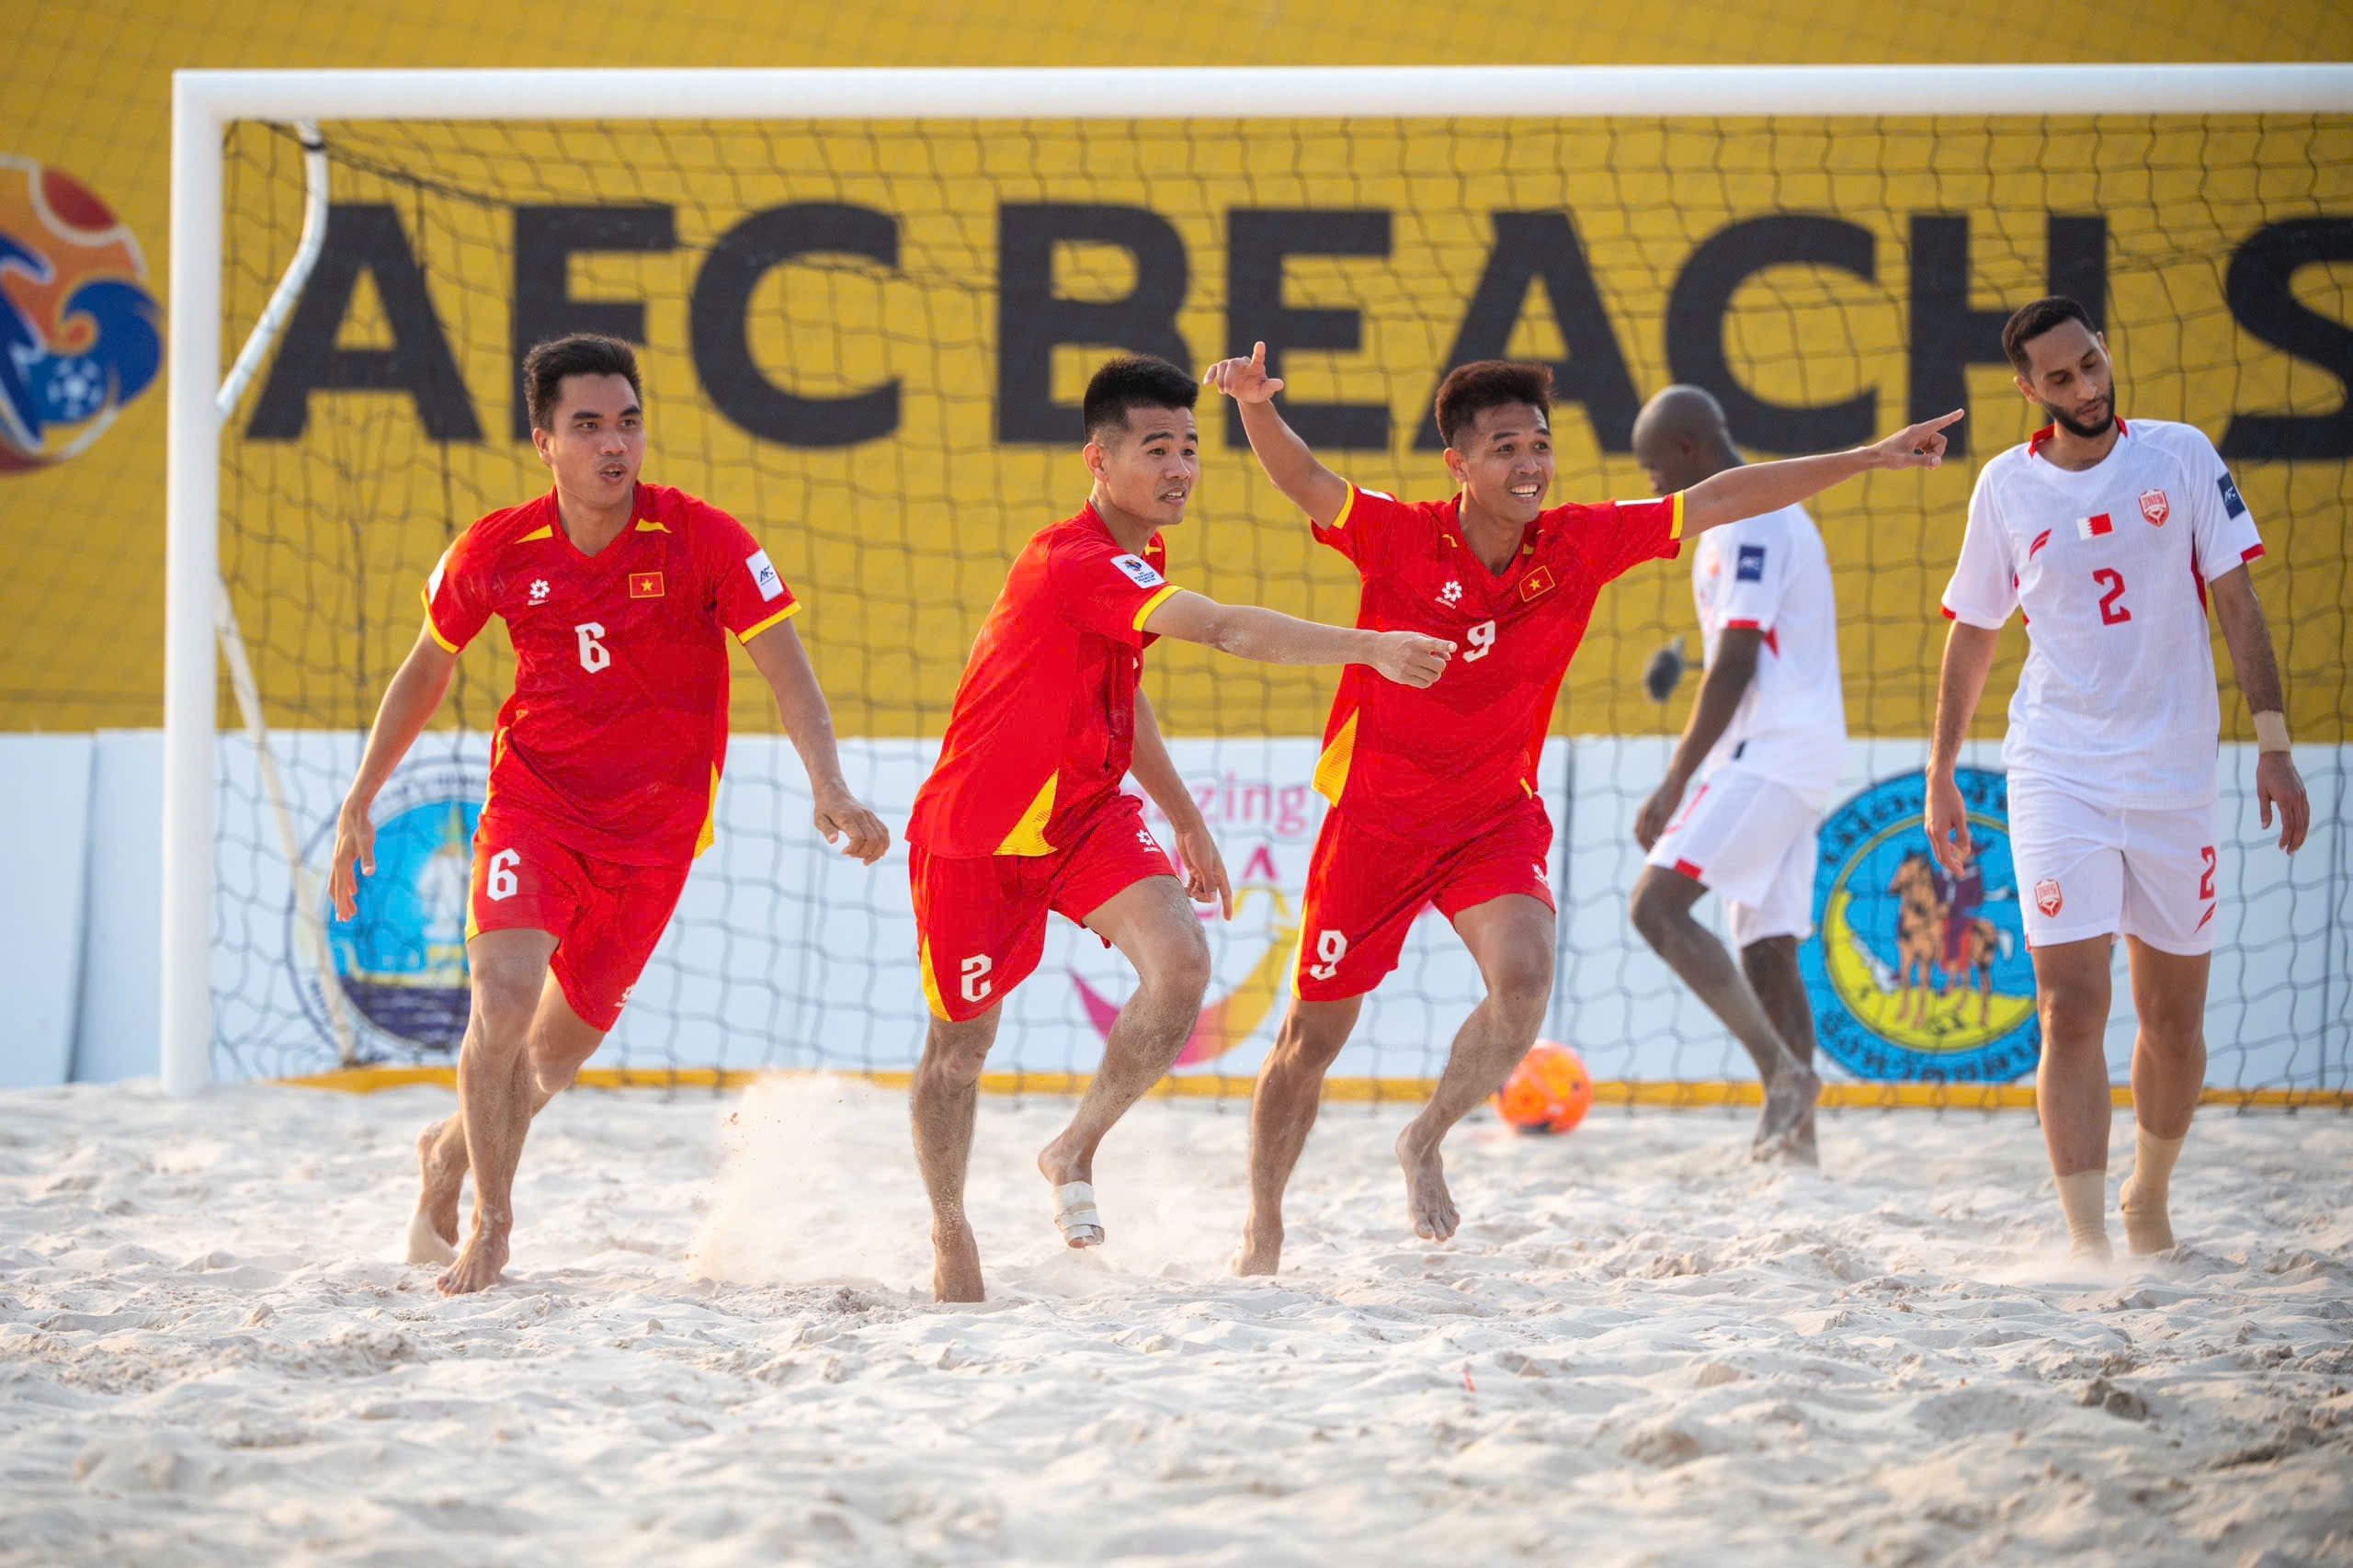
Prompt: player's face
<box><xmin>1633</xmin><ymin>426</ymin><xmax>1701</xmax><ymax>497</ymax></box>
<box><xmin>2014</xmin><ymin>322</ymin><xmax>2115</xmax><ymax>440</ymax></box>
<box><xmin>1446</xmin><ymin>402</ymin><xmax>1554</xmax><ymax>526</ymax></box>
<box><xmin>534</xmin><ymin>373</ymin><xmax>645</xmax><ymax>506</ymax></box>
<box><xmin>1086</xmin><ymin>406</ymin><xmax>1199</xmax><ymax>529</ymax></box>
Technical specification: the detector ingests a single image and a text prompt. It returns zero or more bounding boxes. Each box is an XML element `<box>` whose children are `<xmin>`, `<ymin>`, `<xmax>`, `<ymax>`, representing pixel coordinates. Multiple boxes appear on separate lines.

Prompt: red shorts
<box><xmin>910</xmin><ymin>792</ymin><xmax>1176</xmax><ymax>1023</ymax></box>
<box><xmin>1293</xmin><ymin>797</ymin><xmax>1556</xmax><ymax>1001</ymax></box>
<box><xmin>467</xmin><ymin>809</ymin><xmax>690</xmax><ymax>1032</ymax></box>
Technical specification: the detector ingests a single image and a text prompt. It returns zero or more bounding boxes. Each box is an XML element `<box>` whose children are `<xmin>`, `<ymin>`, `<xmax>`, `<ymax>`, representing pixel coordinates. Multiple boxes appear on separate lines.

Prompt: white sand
<box><xmin>2</xmin><ymin>1077</ymin><xmax>2348</xmax><ymax>1568</ymax></box>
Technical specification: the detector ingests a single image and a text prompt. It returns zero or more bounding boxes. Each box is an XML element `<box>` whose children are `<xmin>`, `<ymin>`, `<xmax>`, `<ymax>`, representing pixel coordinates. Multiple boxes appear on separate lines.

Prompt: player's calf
<box><xmin>1238</xmin><ymin>999</ymin><xmax>1361</xmax><ymax>1276</ymax></box>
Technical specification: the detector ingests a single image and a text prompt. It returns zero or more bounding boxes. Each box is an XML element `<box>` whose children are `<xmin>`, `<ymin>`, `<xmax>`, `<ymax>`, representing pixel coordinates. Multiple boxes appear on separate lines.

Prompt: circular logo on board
<box><xmin>290</xmin><ymin>764</ymin><xmax>483</xmax><ymax>1058</ymax></box>
<box><xmin>1799</xmin><ymin>767</ymin><xmax>2040</xmax><ymax>1083</ymax></box>
<box><xmin>0</xmin><ymin>156</ymin><xmax>163</xmax><ymax>473</ymax></box>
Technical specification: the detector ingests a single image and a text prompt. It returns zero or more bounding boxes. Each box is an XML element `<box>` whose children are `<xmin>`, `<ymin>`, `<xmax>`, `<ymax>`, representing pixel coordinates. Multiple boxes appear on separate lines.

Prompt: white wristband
<box><xmin>2253</xmin><ymin>710</ymin><xmax>2290</xmax><ymax>754</ymax></box>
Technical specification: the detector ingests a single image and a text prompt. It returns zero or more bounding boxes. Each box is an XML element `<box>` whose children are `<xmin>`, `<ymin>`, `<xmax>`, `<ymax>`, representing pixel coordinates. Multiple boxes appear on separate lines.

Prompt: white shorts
<box><xmin>1643</xmin><ymin>762</ymin><xmax>1822</xmax><ymax>947</ymax></box>
<box><xmin>2006</xmin><ymin>775</ymin><xmax>2218</xmax><ymax>956</ymax></box>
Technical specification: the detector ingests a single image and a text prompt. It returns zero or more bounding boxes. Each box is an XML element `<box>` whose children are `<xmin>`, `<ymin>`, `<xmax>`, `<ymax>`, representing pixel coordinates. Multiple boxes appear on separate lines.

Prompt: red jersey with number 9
<box><xmin>422</xmin><ymin>483</ymin><xmax>801</xmax><ymax>868</ymax></box>
<box><xmin>1311</xmin><ymin>483</ymin><xmax>1683</xmax><ymax>841</ymax></box>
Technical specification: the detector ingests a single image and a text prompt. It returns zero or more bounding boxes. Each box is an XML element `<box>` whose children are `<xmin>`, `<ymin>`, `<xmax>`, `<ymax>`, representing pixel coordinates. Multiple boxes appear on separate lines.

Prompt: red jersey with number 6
<box><xmin>1310</xmin><ymin>484</ymin><xmax>1684</xmax><ymax>841</ymax></box>
<box><xmin>422</xmin><ymin>483</ymin><xmax>801</xmax><ymax>868</ymax></box>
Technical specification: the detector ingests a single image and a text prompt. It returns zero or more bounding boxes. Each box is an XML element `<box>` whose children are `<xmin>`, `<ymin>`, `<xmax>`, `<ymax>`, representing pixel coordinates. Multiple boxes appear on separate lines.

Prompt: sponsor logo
<box><xmin>292</xmin><ymin>763</ymin><xmax>487</xmax><ymax>1060</ymax></box>
<box><xmin>1438</xmin><ymin>579</ymin><xmax>1463</xmax><ymax>606</ymax></box>
<box><xmin>745</xmin><ymin>549</ymin><xmax>784</xmax><ymax>601</ymax></box>
<box><xmin>2035</xmin><ymin>878</ymin><xmax>2063</xmax><ymax>916</ymax></box>
<box><xmin>0</xmin><ymin>156</ymin><xmax>162</xmax><ymax>473</ymax></box>
<box><xmin>1108</xmin><ymin>551</ymin><xmax>1166</xmax><ymax>590</ymax></box>
<box><xmin>629</xmin><ymin>570</ymin><xmax>664</xmax><ymax>599</ymax></box>
<box><xmin>1735</xmin><ymin>544</ymin><xmax>1766</xmax><ymax>582</ymax></box>
<box><xmin>1800</xmin><ymin>767</ymin><xmax>2039</xmax><ymax>1084</ymax></box>
<box><xmin>529</xmin><ymin>578</ymin><xmax>551</xmax><ymax>604</ymax></box>
<box><xmin>2139</xmin><ymin>488</ymin><xmax>2169</xmax><ymax>527</ymax></box>
<box><xmin>2217</xmin><ymin>472</ymin><xmax>2246</xmax><ymax>519</ymax></box>
<box><xmin>2028</xmin><ymin>528</ymin><xmax>2052</xmax><ymax>560</ymax></box>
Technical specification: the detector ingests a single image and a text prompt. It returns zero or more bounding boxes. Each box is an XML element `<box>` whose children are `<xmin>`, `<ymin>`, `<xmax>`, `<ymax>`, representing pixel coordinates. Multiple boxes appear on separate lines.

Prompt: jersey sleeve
<box><xmin>2181</xmin><ymin>431</ymin><xmax>2266</xmax><ymax>583</ymax></box>
<box><xmin>1564</xmin><ymin>493</ymin><xmax>1685</xmax><ymax>585</ymax></box>
<box><xmin>1048</xmin><ymin>529</ymin><xmax>1182</xmax><ymax>645</ymax></box>
<box><xmin>1310</xmin><ymin>483</ymin><xmax>1414</xmax><ymax>577</ymax></box>
<box><xmin>691</xmin><ymin>500</ymin><xmax>801</xmax><ymax>643</ymax></box>
<box><xmin>1940</xmin><ymin>468</ymin><xmax>2018</xmax><ymax>629</ymax></box>
<box><xmin>1713</xmin><ymin>517</ymin><xmax>1790</xmax><ymax>632</ymax></box>
<box><xmin>421</xmin><ymin>529</ymin><xmax>493</xmax><ymax>653</ymax></box>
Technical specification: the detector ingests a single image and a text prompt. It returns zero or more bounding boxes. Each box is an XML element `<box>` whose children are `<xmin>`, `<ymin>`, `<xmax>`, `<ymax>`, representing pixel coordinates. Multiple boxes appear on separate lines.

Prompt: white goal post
<box><xmin>163</xmin><ymin>63</ymin><xmax>2353</xmax><ymax>1095</ymax></box>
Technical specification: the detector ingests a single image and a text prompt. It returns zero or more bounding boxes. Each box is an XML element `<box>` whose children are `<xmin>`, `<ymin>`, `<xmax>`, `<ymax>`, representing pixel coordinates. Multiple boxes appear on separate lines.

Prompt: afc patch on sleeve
<box><xmin>745</xmin><ymin>550</ymin><xmax>786</xmax><ymax>601</ymax></box>
<box><xmin>1735</xmin><ymin>544</ymin><xmax>1767</xmax><ymax>582</ymax></box>
<box><xmin>2216</xmin><ymin>472</ymin><xmax>2247</xmax><ymax>519</ymax></box>
<box><xmin>1108</xmin><ymin>552</ymin><xmax>1166</xmax><ymax>590</ymax></box>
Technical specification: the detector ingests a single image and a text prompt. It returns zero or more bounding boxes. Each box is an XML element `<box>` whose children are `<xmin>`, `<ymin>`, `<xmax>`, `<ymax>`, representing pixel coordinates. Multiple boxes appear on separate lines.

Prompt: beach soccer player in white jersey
<box><xmin>1629</xmin><ymin>385</ymin><xmax>1847</xmax><ymax>1165</ymax></box>
<box><xmin>1928</xmin><ymin>295</ymin><xmax>2310</xmax><ymax>1261</ymax></box>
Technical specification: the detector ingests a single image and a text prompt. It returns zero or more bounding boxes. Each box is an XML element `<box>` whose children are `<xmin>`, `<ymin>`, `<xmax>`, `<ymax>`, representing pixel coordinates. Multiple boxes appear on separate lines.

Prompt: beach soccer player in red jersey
<box><xmin>1205</xmin><ymin>342</ymin><xmax>1962</xmax><ymax>1274</ymax></box>
<box><xmin>904</xmin><ymin>354</ymin><xmax>1455</xmax><ymax>1302</ymax></box>
<box><xmin>328</xmin><ymin>334</ymin><xmax>890</xmax><ymax>1296</ymax></box>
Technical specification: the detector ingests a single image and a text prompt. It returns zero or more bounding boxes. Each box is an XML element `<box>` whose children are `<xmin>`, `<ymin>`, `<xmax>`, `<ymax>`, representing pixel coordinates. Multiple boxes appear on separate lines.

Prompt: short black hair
<box><xmin>2001</xmin><ymin>297</ymin><xmax>2096</xmax><ymax>375</ymax></box>
<box><xmin>524</xmin><ymin>333</ymin><xmax>642</xmax><ymax>433</ymax></box>
<box><xmin>1435</xmin><ymin>360</ymin><xmax>1553</xmax><ymax>449</ymax></box>
<box><xmin>1082</xmin><ymin>354</ymin><xmax>1199</xmax><ymax>445</ymax></box>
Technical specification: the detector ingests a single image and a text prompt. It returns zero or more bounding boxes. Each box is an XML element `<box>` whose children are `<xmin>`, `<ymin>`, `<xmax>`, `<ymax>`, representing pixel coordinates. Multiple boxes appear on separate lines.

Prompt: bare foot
<box><xmin>435</xmin><ymin>1228</ymin><xmax>508</xmax><ymax>1296</ymax></box>
<box><xmin>405</xmin><ymin>1120</ymin><xmax>462</xmax><ymax>1266</ymax></box>
<box><xmin>1233</xmin><ymin>1213</ymin><xmax>1283</xmax><ymax>1277</ymax></box>
<box><xmin>2070</xmin><ymin>1233</ymin><xmax>2115</xmax><ymax>1264</ymax></box>
<box><xmin>1753</xmin><ymin>1065</ymin><xmax>1823</xmax><ymax>1161</ymax></box>
<box><xmin>1776</xmin><ymin>1112</ymin><xmax>1821</xmax><ymax>1169</ymax></box>
<box><xmin>1395</xmin><ymin>1127</ymin><xmax>1459</xmax><ymax>1243</ymax></box>
<box><xmin>2119</xmin><ymin>1176</ymin><xmax>2175</xmax><ymax>1255</ymax></box>
<box><xmin>932</xmin><ymin>1220</ymin><xmax>984</xmax><ymax>1303</ymax></box>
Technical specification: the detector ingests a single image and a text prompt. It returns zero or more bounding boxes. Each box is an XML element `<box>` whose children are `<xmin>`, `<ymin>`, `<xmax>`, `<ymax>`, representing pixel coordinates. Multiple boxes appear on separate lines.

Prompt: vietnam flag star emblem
<box><xmin>629</xmin><ymin>571</ymin><xmax>665</xmax><ymax>599</ymax></box>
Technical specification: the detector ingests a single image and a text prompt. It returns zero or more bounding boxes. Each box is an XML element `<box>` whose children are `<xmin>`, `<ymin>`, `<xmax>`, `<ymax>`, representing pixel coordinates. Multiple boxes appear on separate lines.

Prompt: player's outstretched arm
<box><xmin>1141</xmin><ymin>589</ymin><xmax>1453</xmax><ymax>688</ymax></box>
<box><xmin>330</xmin><ymin>624</ymin><xmax>460</xmax><ymax>918</ymax></box>
<box><xmin>1924</xmin><ymin>620</ymin><xmax>2001</xmax><ymax>873</ymax></box>
<box><xmin>2208</xmin><ymin>567</ymin><xmax>2310</xmax><ymax>855</ymax></box>
<box><xmin>1132</xmin><ymin>691</ymin><xmax>1233</xmax><ymax>918</ymax></box>
<box><xmin>1682</xmin><ymin>410</ymin><xmax>1964</xmax><ymax>535</ymax></box>
<box><xmin>1634</xmin><ymin>629</ymin><xmax>1765</xmax><ymax>851</ymax></box>
<box><xmin>743</xmin><ymin>619</ymin><xmax>890</xmax><ymax>865</ymax></box>
<box><xmin>1201</xmin><ymin>342</ymin><xmax>1350</xmax><ymax>527</ymax></box>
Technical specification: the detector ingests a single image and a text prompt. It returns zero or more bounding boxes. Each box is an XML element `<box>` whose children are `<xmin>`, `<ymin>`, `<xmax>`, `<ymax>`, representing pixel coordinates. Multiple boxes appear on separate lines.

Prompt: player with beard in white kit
<box><xmin>1927</xmin><ymin>296</ymin><xmax>2309</xmax><ymax>1261</ymax></box>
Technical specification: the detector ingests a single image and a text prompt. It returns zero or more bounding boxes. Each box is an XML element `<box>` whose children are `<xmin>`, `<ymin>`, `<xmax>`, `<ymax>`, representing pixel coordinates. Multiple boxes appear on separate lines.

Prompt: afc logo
<box><xmin>0</xmin><ymin>156</ymin><xmax>163</xmax><ymax>473</ymax></box>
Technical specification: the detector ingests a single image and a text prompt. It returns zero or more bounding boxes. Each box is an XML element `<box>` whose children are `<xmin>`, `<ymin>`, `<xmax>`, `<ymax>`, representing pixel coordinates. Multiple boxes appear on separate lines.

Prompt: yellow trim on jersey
<box><xmin>1131</xmin><ymin>583</ymin><xmax>1180</xmax><ymax>632</ymax></box>
<box><xmin>419</xmin><ymin>587</ymin><xmax>462</xmax><ymax>653</ymax></box>
<box><xmin>517</xmin><ymin>524</ymin><xmax>555</xmax><ymax>541</ymax></box>
<box><xmin>1325</xmin><ymin>483</ymin><xmax>1359</xmax><ymax>532</ymax></box>
<box><xmin>1668</xmin><ymin>490</ymin><xmax>1686</xmax><ymax>540</ymax></box>
<box><xmin>694</xmin><ymin>765</ymin><xmax>720</xmax><ymax>858</ymax></box>
<box><xmin>1312</xmin><ymin>710</ymin><xmax>1358</xmax><ymax>806</ymax></box>
<box><xmin>634</xmin><ymin>518</ymin><xmax>670</xmax><ymax>532</ymax></box>
<box><xmin>735</xmin><ymin>600</ymin><xmax>804</xmax><ymax>646</ymax></box>
<box><xmin>918</xmin><ymin>940</ymin><xmax>950</xmax><ymax>1020</ymax></box>
<box><xmin>995</xmin><ymin>771</ymin><xmax>1060</xmax><ymax>856</ymax></box>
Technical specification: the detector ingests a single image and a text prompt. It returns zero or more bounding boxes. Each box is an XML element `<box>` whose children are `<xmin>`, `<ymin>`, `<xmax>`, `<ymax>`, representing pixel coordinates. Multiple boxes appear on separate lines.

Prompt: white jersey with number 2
<box><xmin>1941</xmin><ymin>417</ymin><xmax>2264</xmax><ymax>810</ymax></box>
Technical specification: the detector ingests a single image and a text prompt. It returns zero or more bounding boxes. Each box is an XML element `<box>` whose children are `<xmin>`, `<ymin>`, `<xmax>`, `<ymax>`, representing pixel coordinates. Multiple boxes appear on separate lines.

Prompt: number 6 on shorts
<box><xmin>486</xmin><ymin>847</ymin><xmax>520</xmax><ymax>901</ymax></box>
<box><xmin>1306</xmin><ymin>928</ymin><xmax>1348</xmax><ymax>982</ymax></box>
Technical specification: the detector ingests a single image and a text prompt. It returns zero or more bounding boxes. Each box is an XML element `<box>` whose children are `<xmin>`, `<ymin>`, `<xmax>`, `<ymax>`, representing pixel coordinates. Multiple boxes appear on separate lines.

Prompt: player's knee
<box><xmin>1270</xmin><ymin>1013</ymin><xmax>1350</xmax><ymax>1074</ymax></box>
<box><xmin>469</xmin><ymin>970</ymin><xmax>540</xmax><ymax>1041</ymax></box>
<box><xmin>2037</xmin><ymin>983</ymin><xmax>2109</xmax><ymax>1048</ymax></box>
<box><xmin>1627</xmin><ymin>876</ymin><xmax>1686</xmax><ymax>948</ymax></box>
<box><xmin>1484</xmin><ymin>950</ymin><xmax>1553</xmax><ymax>1028</ymax></box>
<box><xmin>1142</xmin><ymin>922</ymin><xmax>1213</xmax><ymax>1005</ymax></box>
<box><xmin>920</xmin><ymin>1020</ymin><xmax>995</xmax><ymax>1086</ymax></box>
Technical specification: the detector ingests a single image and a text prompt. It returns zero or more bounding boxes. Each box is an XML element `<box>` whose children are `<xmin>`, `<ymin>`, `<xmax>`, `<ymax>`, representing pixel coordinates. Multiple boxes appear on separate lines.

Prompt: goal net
<box><xmin>173</xmin><ymin>69</ymin><xmax>2352</xmax><ymax>1104</ymax></box>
